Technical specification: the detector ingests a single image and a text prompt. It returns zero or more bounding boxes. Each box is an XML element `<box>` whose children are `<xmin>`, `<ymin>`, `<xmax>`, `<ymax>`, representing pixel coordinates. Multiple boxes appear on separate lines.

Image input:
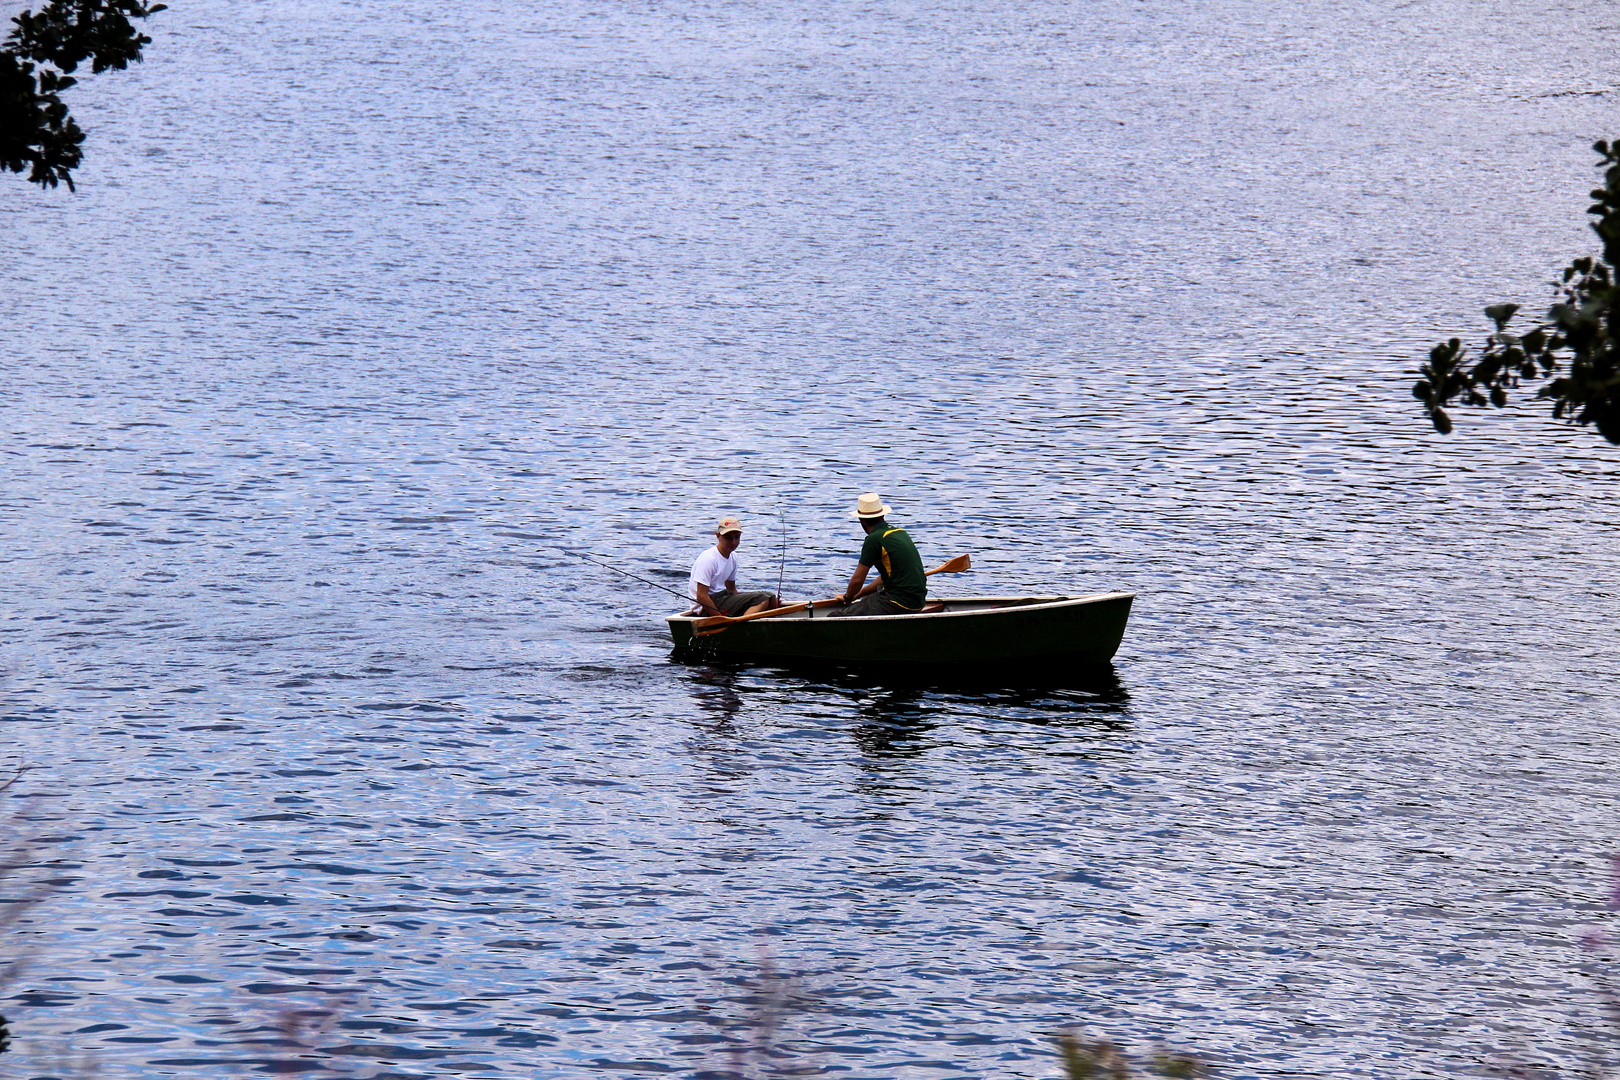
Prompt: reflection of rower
<box><xmin>829</xmin><ymin>493</ymin><xmax>928</xmax><ymax>618</ymax></box>
<box><xmin>689</xmin><ymin>517</ymin><xmax>781</xmax><ymax>618</ymax></box>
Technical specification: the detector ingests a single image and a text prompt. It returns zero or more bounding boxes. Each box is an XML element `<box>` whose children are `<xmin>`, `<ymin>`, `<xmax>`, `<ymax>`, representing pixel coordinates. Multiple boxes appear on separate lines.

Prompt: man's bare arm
<box><xmin>694</xmin><ymin>583</ymin><xmax>724</xmax><ymax>616</ymax></box>
<box><xmin>842</xmin><ymin>564</ymin><xmax>879</xmax><ymax>604</ymax></box>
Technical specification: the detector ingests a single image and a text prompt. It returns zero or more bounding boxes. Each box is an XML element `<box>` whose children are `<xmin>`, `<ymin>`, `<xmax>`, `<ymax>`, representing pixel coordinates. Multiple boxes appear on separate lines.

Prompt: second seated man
<box><xmin>689</xmin><ymin>517</ymin><xmax>780</xmax><ymax>618</ymax></box>
<box><xmin>828</xmin><ymin>493</ymin><xmax>927</xmax><ymax>618</ymax></box>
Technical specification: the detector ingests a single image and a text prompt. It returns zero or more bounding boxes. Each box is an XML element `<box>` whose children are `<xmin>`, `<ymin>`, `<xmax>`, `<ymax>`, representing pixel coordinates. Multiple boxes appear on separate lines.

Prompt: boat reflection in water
<box><xmin>674</xmin><ymin>634</ymin><xmax>1133</xmax><ymax>718</ymax></box>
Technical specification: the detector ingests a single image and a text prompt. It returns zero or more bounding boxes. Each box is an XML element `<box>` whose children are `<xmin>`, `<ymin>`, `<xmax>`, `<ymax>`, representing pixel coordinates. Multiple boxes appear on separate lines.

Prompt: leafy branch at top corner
<box><xmin>1413</xmin><ymin>138</ymin><xmax>1620</xmax><ymax>445</ymax></box>
<box><xmin>0</xmin><ymin>0</ymin><xmax>167</xmax><ymax>191</ymax></box>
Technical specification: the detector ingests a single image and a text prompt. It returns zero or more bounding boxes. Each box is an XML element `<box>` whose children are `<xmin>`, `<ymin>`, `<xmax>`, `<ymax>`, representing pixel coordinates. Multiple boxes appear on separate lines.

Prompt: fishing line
<box><xmin>565</xmin><ymin>550</ymin><xmax>696</xmax><ymax>604</ymax></box>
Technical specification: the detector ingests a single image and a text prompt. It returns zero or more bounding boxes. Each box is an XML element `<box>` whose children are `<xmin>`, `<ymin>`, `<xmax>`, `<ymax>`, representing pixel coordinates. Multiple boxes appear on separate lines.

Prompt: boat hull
<box><xmin>667</xmin><ymin>593</ymin><xmax>1134</xmax><ymax>673</ymax></box>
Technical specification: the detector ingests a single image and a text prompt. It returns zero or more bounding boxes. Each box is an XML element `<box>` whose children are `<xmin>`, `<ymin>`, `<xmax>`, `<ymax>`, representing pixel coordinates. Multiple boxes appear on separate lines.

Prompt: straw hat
<box><xmin>851</xmin><ymin>493</ymin><xmax>891</xmax><ymax>520</ymax></box>
<box><xmin>715</xmin><ymin>517</ymin><xmax>743</xmax><ymax>535</ymax></box>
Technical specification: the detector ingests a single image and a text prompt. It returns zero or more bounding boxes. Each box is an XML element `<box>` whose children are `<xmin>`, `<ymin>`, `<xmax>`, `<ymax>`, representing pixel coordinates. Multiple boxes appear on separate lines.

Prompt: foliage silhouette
<box><xmin>1054</xmin><ymin>1032</ymin><xmax>1206</xmax><ymax>1079</ymax></box>
<box><xmin>0</xmin><ymin>0</ymin><xmax>164</xmax><ymax>190</ymax></box>
<box><xmin>0</xmin><ymin>769</ymin><xmax>46</xmax><ymax>1065</ymax></box>
<box><xmin>1414</xmin><ymin>139</ymin><xmax>1620</xmax><ymax>444</ymax></box>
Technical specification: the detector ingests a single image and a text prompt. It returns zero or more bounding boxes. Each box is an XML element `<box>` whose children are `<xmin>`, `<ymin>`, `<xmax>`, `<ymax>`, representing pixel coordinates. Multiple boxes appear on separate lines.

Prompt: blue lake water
<box><xmin>3</xmin><ymin>0</ymin><xmax>1620</xmax><ymax>1075</ymax></box>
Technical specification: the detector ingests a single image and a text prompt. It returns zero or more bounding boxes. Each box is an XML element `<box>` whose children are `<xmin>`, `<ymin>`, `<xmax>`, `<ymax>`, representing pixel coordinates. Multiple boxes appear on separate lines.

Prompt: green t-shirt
<box><xmin>859</xmin><ymin>526</ymin><xmax>926</xmax><ymax>609</ymax></box>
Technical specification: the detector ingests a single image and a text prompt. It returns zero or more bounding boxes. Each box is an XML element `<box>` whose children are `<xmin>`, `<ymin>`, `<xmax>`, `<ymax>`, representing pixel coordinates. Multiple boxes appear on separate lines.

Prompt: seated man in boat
<box><xmin>829</xmin><ymin>493</ymin><xmax>927</xmax><ymax>617</ymax></box>
<box><xmin>690</xmin><ymin>517</ymin><xmax>781</xmax><ymax>619</ymax></box>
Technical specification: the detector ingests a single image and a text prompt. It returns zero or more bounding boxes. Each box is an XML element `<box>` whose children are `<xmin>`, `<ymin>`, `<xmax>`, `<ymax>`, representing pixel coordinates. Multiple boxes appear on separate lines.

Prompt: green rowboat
<box><xmin>667</xmin><ymin>592</ymin><xmax>1134</xmax><ymax>673</ymax></box>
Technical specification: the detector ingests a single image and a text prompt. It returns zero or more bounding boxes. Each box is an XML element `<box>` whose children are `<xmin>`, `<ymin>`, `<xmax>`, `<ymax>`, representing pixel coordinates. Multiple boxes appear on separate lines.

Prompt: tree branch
<box><xmin>0</xmin><ymin>0</ymin><xmax>165</xmax><ymax>190</ymax></box>
<box><xmin>1415</xmin><ymin>140</ymin><xmax>1620</xmax><ymax>445</ymax></box>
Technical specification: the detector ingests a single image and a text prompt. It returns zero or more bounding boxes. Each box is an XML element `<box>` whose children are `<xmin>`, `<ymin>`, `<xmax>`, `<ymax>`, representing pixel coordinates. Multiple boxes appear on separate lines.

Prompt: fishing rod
<box><xmin>566</xmin><ymin>550</ymin><xmax>696</xmax><ymax>604</ymax></box>
<box><xmin>777</xmin><ymin>500</ymin><xmax>787</xmax><ymax>604</ymax></box>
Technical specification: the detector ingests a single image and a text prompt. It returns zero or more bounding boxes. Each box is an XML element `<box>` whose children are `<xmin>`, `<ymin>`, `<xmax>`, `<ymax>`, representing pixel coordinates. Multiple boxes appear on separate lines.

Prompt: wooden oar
<box><xmin>695</xmin><ymin>600</ymin><xmax>811</xmax><ymax>630</ymax></box>
<box><xmin>692</xmin><ymin>554</ymin><xmax>972</xmax><ymax>636</ymax></box>
<box><xmin>690</xmin><ymin>597</ymin><xmax>849</xmax><ymax>634</ymax></box>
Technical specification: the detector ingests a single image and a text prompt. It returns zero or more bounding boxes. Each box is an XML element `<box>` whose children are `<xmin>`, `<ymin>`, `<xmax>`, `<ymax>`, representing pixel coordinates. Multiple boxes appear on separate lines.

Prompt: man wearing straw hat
<box><xmin>689</xmin><ymin>517</ymin><xmax>781</xmax><ymax>619</ymax></box>
<box><xmin>829</xmin><ymin>493</ymin><xmax>927</xmax><ymax>618</ymax></box>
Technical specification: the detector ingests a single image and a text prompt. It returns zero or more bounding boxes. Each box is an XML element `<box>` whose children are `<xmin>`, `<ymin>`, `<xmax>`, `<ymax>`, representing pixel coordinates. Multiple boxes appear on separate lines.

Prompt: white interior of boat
<box><xmin>667</xmin><ymin>592</ymin><xmax>1135</xmax><ymax>623</ymax></box>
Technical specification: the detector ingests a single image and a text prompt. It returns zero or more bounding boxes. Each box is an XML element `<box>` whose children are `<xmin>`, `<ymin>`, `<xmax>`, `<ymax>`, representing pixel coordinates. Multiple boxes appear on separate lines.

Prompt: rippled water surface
<box><xmin>4</xmin><ymin>0</ymin><xmax>1620</xmax><ymax>1076</ymax></box>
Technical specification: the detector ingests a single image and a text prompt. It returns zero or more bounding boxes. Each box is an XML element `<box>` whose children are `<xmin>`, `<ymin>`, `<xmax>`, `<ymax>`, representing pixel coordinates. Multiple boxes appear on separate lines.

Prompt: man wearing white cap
<box><xmin>689</xmin><ymin>517</ymin><xmax>780</xmax><ymax>618</ymax></box>
<box><xmin>829</xmin><ymin>493</ymin><xmax>927</xmax><ymax>618</ymax></box>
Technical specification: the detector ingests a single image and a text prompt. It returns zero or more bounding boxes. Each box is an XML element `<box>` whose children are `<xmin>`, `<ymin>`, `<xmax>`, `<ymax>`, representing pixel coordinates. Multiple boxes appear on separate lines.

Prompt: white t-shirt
<box><xmin>690</xmin><ymin>545</ymin><xmax>738</xmax><ymax>600</ymax></box>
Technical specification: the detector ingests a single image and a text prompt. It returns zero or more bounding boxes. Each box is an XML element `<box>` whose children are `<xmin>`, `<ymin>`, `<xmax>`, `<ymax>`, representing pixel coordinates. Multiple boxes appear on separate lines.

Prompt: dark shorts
<box><xmin>709</xmin><ymin>590</ymin><xmax>775</xmax><ymax>617</ymax></box>
<box><xmin>825</xmin><ymin>591</ymin><xmax>920</xmax><ymax>618</ymax></box>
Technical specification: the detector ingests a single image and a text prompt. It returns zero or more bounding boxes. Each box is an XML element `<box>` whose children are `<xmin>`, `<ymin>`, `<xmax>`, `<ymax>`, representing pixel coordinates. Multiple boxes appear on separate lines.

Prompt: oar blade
<box><xmin>924</xmin><ymin>554</ymin><xmax>971</xmax><ymax>576</ymax></box>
